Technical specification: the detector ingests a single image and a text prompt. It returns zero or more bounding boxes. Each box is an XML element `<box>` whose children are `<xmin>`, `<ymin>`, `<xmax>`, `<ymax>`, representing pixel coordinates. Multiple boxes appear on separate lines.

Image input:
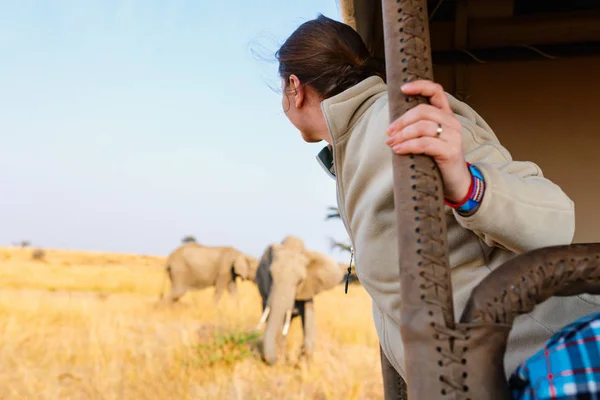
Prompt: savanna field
<box><xmin>0</xmin><ymin>247</ymin><xmax>383</xmax><ymax>399</ymax></box>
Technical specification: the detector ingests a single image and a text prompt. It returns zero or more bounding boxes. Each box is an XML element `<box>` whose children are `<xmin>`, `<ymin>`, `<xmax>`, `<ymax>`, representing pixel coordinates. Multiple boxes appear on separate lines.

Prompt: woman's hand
<box><xmin>385</xmin><ymin>80</ymin><xmax>471</xmax><ymax>204</ymax></box>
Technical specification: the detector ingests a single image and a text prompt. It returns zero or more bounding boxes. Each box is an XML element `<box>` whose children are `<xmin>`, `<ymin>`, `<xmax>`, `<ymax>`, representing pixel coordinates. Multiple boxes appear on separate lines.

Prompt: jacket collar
<box><xmin>315</xmin><ymin>76</ymin><xmax>388</xmax><ymax>179</ymax></box>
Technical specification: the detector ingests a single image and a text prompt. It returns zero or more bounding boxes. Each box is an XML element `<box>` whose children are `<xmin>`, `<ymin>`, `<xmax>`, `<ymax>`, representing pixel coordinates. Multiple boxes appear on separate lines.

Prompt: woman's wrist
<box><xmin>444</xmin><ymin>163</ymin><xmax>486</xmax><ymax>215</ymax></box>
<box><xmin>443</xmin><ymin>162</ymin><xmax>472</xmax><ymax>204</ymax></box>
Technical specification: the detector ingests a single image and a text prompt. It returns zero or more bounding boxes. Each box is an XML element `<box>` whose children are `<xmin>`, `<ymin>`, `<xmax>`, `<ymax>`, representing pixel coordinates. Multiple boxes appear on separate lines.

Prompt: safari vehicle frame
<box><xmin>336</xmin><ymin>0</ymin><xmax>600</xmax><ymax>398</ymax></box>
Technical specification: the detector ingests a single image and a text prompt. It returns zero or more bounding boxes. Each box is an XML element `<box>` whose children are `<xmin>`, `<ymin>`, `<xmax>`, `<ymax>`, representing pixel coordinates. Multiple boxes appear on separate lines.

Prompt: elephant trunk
<box><xmin>262</xmin><ymin>283</ymin><xmax>296</xmax><ymax>365</ymax></box>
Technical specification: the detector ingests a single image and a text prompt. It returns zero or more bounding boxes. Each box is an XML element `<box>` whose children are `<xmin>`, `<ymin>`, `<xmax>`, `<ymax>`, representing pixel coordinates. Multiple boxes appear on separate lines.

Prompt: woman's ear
<box><xmin>288</xmin><ymin>74</ymin><xmax>305</xmax><ymax>108</ymax></box>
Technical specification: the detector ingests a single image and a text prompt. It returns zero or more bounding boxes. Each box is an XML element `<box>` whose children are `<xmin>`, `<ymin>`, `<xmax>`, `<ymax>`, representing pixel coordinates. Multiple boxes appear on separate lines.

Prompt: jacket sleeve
<box><xmin>453</xmin><ymin>113</ymin><xmax>575</xmax><ymax>254</ymax></box>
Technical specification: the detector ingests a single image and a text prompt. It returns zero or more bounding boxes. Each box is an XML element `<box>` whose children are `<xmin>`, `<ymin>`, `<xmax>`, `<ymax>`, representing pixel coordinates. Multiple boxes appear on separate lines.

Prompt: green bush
<box><xmin>191</xmin><ymin>330</ymin><xmax>261</xmax><ymax>367</ymax></box>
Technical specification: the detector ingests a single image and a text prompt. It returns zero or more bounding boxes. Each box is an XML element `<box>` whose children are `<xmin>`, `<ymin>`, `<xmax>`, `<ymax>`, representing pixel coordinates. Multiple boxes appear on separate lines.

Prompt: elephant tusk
<box><xmin>282</xmin><ymin>309</ymin><xmax>293</xmax><ymax>336</ymax></box>
<box><xmin>255</xmin><ymin>306</ymin><xmax>271</xmax><ymax>330</ymax></box>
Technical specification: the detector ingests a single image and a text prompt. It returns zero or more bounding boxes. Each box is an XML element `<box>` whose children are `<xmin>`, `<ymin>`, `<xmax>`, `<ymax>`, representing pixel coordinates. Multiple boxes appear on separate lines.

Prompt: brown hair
<box><xmin>276</xmin><ymin>14</ymin><xmax>386</xmax><ymax>99</ymax></box>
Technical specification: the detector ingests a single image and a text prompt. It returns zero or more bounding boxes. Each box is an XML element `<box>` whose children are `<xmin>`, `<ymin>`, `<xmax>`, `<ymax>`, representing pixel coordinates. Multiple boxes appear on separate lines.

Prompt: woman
<box><xmin>275</xmin><ymin>14</ymin><xmax>600</xmax><ymax>397</ymax></box>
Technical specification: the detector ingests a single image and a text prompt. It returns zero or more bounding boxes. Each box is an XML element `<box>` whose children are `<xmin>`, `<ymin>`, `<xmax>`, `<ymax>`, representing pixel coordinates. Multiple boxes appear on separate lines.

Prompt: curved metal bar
<box><xmin>440</xmin><ymin>244</ymin><xmax>600</xmax><ymax>399</ymax></box>
<box><xmin>462</xmin><ymin>243</ymin><xmax>600</xmax><ymax>325</ymax></box>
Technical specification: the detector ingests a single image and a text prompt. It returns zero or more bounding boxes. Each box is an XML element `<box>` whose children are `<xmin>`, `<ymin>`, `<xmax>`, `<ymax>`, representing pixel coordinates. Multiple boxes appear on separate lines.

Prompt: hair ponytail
<box><xmin>276</xmin><ymin>14</ymin><xmax>386</xmax><ymax>99</ymax></box>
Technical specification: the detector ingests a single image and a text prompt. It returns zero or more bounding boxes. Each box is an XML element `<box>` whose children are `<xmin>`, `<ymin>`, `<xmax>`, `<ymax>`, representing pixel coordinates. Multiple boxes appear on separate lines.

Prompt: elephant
<box><xmin>254</xmin><ymin>235</ymin><xmax>346</xmax><ymax>365</ymax></box>
<box><xmin>161</xmin><ymin>242</ymin><xmax>259</xmax><ymax>304</ymax></box>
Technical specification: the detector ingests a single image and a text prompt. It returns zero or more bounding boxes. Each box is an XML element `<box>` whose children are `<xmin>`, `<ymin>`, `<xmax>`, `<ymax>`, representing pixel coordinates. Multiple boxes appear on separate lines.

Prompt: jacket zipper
<box><xmin>322</xmin><ymin>104</ymin><xmax>356</xmax><ymax>294</ymax></box>
<box><xmin>334</xmin><ymin>170</ymin><xmax>356</xmax><ymax>294</ymax></box>
<box><xmin>344</xmin><ymin>246</ymin><xmax>354</xmax><ymax>294</ymax></box>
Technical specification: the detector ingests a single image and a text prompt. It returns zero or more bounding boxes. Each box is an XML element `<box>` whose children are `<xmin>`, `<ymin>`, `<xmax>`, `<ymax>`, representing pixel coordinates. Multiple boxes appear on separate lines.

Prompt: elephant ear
<box><xmin>255</xmin><ymin>245</ymin><xmax>274</xmax><ymax>310</ymax></box>
<box><xmin>296</xmin><ymin>251</ymin><xmax>345</xmax><ymax>300</ymax></box>
<box><xmin>245</xmin><ymin>255</ymin><xmax>259</xmax><ymax>281</ymax></box>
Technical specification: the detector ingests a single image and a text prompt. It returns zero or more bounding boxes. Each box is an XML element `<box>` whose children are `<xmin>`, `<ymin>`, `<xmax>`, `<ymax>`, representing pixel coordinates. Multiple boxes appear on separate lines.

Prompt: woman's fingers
<box><xmin>400</xmin><ymin>80</ymin><xmax>452</xmax><ymax>113</ymax></box>
<box><xmin>386</xmin><ymin>103</ymin><xmax>460</xmax><ymax>136</ymax></box>
<box><xmin>386</xmin><ymin>120</ymin><xmax>449</xmax><ymax>147</ymax></box>
<box><xmin>391</xmin><ymin>136</ymin><xmax>447</xmax><ymax>157</ymax></box>
<box><xmin>387</xmin><ymin>80</ymin><xmax>472</xmax><ymax>203</ymax></box>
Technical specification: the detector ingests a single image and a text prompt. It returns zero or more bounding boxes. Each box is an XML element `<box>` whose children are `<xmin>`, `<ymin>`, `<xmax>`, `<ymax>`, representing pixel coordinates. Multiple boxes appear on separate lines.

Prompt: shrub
<box><xmin>190</xmin><ymin>330</ymin><xmax>261</xmax><ymax>367</ymax></box>
<box><xmin>181</xmin><ymin>235</ymin><xmax>197</xmax><ymax>244</ymax></box>
<box><xmin>31</xmin><ymin>248</ymin><xmax>46</xmax><ymax>261</ymax></box>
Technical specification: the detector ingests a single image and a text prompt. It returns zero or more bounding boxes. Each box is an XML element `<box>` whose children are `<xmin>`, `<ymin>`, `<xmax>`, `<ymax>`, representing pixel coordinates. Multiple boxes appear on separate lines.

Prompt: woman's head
<box><xmin>276</xmin><ymin>14</ymin><xmax>385</xmax><ymax>143</ymax></box>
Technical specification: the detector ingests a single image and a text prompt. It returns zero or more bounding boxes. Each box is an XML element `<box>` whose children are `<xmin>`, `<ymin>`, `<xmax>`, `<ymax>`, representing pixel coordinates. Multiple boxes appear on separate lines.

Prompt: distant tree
<box><xmin>31</xmin><ymin>248</ymin><xmax>46</xmax><ymax>262</ymax></box>
<box><xmin>325</xmin><ymin>206</ymin><xmax>352</xmax><ymax>255</ymax></box>
<box><xmin>19</xmin><ymin>240</ymin><xmax>31</xmax><ymax>248</ymax></box>
<box><xmin>329</xmin><ymin>238</ymin><xmax>352</xmax><ymax>253</ymax></box>
<box><xmin>325</xmin><ymin>206</ymin><xmax>358</xmax><ymax>284</ymax></box>
<box><xmin>325</xmin><ymin>206</ymin><xmax>341</xmax><ymax>220</ymax></box>
<box><xmin>181</xmin><ymin>235</ymin><xmax>197</xmax><ymax>244</ymax></box>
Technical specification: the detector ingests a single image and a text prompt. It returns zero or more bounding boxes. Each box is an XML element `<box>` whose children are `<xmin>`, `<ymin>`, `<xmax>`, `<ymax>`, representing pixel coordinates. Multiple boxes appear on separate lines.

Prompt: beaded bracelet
<box><xmin>444</xmin><ymin>163</ymin><xmax>485</xmax><ymax>214</ymax></box>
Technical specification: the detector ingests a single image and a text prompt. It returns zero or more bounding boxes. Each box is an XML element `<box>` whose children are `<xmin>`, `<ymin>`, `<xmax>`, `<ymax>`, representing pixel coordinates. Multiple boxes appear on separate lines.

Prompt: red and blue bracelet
<box><xmin>444</xmin><ymin>163</ymin><xmax>486</xmax><ymax>214</ymax></box>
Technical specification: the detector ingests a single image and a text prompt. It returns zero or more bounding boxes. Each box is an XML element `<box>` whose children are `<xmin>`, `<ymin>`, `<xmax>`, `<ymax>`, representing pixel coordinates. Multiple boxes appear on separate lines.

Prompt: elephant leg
<box><xmin>227</xmin><ymin>280</ymin><xmax>238</xmax><ymax>298</ymax></box>
<box><xmin>379</xmin><ymin>345</ymin><xmax>408</xmax><ymax>400</ymax></box>
<box><xmin>227</xmin><ymin>280</ymin><xmax>241</xmax><ymax>308</ymax></box>
<box><xmin>300</xmin><ymin>300</ymin><xmax>315</xmax><ymax>363</ymax></box>
<box><xmin>214</xmin><ymin>275</ymin><xmax>232</xmax><ymax>305</ymax></box>
<box><xmin>167</xmin><ymin>285</ymin><xmax>187</xmax><ymax>303</ymax></box>
<box><xmin>213</xmin><ymin>285</ymin><xmax>224</xmax><ymax>305</ymax></box>
<box><xmin>163</xmin><ymin>267</ymin><xmax>187</xmax><ymax>303</ymax></box>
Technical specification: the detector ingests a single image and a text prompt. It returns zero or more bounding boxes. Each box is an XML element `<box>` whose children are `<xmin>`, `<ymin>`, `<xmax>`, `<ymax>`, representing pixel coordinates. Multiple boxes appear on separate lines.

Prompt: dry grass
<box><xmin>0</xmin><ymin>247</ymin><xmax>383</xmax><ymax>399</ymax></box>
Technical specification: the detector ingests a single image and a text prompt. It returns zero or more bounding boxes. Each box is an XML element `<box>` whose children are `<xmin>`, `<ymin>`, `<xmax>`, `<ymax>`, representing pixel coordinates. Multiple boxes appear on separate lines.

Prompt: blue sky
<box><xmin>0</xmin><ymin>0</ymin><xmax>352</xmax><ymax>261</ymax></box>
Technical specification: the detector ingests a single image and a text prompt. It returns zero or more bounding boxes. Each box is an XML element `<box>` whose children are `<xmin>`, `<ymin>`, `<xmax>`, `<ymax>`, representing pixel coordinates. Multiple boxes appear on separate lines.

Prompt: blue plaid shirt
<box><xmin>509</xmin><ymin>311</ymin><xmax>600</xmax><ymax>399</ymax></box>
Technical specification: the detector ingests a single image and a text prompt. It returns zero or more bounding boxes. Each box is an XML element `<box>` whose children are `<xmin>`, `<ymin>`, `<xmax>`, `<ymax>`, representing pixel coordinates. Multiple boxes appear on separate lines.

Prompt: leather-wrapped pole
<box><xmin>379</xmin><ymin>2</ymin><xmax>600</xmax><ymax>399</ymax></box>
<box><xmin>381</xmin><ymin>0</ymin><xmax>457</xmax><ymax>398</ymax></box>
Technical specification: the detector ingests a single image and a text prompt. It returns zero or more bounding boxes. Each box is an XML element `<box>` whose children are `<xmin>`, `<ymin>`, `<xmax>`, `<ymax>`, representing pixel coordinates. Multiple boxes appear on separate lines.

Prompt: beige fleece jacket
<box><xmin>316</xmin><ymin>76</ymin><xmax>600</xmax><ymax>378</ymax></box>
